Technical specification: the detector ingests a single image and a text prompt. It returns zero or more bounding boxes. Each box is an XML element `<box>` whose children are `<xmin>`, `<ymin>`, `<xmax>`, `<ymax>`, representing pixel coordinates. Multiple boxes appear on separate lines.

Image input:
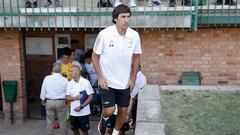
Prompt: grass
<box><xmin>160</xmin><ymin>90</ymin><xmax>240</xmax><ymax>135</ymax></box>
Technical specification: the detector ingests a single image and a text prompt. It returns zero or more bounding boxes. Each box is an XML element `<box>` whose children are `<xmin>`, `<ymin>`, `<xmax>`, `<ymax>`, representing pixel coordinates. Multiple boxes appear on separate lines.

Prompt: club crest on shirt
<box><xmin>109</xmin><ymin>40</ymin><xmax>114</xmax><ymax>47</ymax></box>
<box><xmin>129</xmin><ymin>39</ymin><xmax>133</xmax><ymax>45</ymax></box>
<box><xmin>127</xmin><ymin>39</ymin><xmax>133</xmax><ymax>49</ymax></box>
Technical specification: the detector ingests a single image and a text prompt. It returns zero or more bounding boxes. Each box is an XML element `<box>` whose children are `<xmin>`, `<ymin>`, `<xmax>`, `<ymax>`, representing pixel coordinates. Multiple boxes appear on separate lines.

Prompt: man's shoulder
<box><xmin>80</xmin><ymin>77</ymin><xmax>91</xmax><ymax>84</ymax></box>
<box><xmin>100</xmin><ymin>25</ymin><xmax>114</xmax><ymax>34</ymax></box>
<box><xmin>127</xmin><ymin>27</ymin><xmax>139</xmax><ymax>37</ymax></box>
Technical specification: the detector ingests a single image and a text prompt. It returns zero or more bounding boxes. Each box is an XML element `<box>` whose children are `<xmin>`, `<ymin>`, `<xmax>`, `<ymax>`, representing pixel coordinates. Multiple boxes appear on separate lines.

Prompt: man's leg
<box><xmin>70</xmin><ymin>116</ymin><xmax>81</xmax><ymax>135</ymax></box>
<box><xmin>56</xmin><ymin>100</ymin><xmax>68</xmax><ymax>135</ymax></box>
<box><xmin>113</xmin><ymin>88</ymin><xmax>130</xmax><ymax>135</ymax></box>
<box><xmin>73</xmin><ymin>130</ymin><xmax>80</xmax><ymax>135</ymax></box>
<box><xmin>45</xmin><ymin>100</ymin><xmax>56</xmax><ymax>135</ymax></box>
<box><xmin>114</xmin><ymin>0</ymin><xmax>122</xmax><ymax>7</ymax></box>
<box><xmin>112</xmin><ymin>107</ymin><xmax>127</xmax><ymax>135</ymax></box>
<box><xmin>98</xmin><ymin>88</ymin><xmax>116</xmax><ymax>134</ymax></box>
<box><xmin>79</xmin><ymin>115</ymin><xmax>90</xmax><ymax>135</ymax></box>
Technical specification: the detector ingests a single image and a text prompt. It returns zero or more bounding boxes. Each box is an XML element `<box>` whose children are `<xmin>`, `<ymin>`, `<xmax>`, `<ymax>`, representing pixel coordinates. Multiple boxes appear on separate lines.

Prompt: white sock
<box><xmin>112</xmin><ymin>129</ymin><xmax>120</xmax><ymax>135</ymax></box>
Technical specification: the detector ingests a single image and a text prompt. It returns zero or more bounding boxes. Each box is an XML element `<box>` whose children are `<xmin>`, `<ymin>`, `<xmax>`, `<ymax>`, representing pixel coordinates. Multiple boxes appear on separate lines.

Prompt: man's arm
<box><xmin>40</xmin><ymin>78</ymin><xmax>47</xmax><ymax>104</ymax></box>
<box><xmin>129</xmin><ymin>54</ymin><xmax>140</xmax><ymax>91</ymax></box>
<box><xmin>92</xmin><ymin>52</ymin><xmax>108</xmax><ymax>89</ymax></box>
<box><xmin>74</xmin><ymin>94</ymin><xmax>94</xmax><ymax>112</ymax></box>
<box><xmin>65</xmin><ymin>95</ymin><xmax>82</xmax><ymax>102</ymax></box>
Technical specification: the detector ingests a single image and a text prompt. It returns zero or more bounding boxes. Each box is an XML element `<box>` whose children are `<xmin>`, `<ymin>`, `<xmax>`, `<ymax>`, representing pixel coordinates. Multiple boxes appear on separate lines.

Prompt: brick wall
<box><xmin>0</xmin><ymin>29</ymin><xmax>26</xmax><ymax>123</ymax></box>
<box><xmin>140</xmin><ymin>28</ymin><xmax>240</xmax><ymax>85</ymax></box>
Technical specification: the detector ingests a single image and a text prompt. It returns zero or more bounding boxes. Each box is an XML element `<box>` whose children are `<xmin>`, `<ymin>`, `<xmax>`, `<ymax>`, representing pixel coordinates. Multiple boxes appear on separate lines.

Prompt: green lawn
<box><xmin>160</xmin><ymin>90</ymin><xmax>240</xmax><ymax>135</ymax></box>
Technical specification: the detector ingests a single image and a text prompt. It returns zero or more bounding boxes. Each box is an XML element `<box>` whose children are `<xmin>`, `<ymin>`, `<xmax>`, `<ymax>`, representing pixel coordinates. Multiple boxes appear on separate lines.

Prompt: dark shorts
<box><xmin>70</xmin><ymin>115</ymin><xmax>90</xmax><ymax>131</ymax></box>
<box><xmin>99</xmin><ymin>87</ymin><xmax>130</xmax><ymax>108</ymax></box>
<box><xmin>106</xmin><ymin>114</ymin><xmax>117</xmax><ymax>128</ymax></box>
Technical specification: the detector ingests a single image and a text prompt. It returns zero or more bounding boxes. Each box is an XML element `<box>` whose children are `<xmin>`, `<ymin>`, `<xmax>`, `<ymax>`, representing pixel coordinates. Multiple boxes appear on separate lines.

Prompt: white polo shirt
<box><xmin>93</xmin><ymin>25</ymin><xmax>142</xmax><ymax>89</ymax></box>
<box><xmin>66</xmin><ymin>77</ymin><xmax>94</xmax><ymax>116</ymax></box>
<box><xmin>40</xmin><ymin>73</ymin><xmax>68</xmax><ymax>100</ymax></box>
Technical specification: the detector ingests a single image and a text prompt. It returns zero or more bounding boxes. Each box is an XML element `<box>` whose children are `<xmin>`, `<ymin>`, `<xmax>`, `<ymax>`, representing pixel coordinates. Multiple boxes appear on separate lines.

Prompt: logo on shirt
<box><xmin>109</xmin><ymin>40</ymin><xmax>114</xmax><ymax>47</ymax></box>
<box><xmin>129</xmin><ymin>39</ymin><xmax>133</xmax><ymax>45</ymax></box>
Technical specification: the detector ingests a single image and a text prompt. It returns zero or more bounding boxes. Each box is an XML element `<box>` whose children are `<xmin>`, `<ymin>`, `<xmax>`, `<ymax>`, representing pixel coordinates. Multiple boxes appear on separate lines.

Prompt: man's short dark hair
<box><xmin>112</xmin><ymin>4</ymin><xmax>131</xmax><ymax>24</ymax></box>
<box><xmin>70</xmin><ymin>39</ymin><xmax>78</xmax><ymax>45</ymax></box>
<box><xmin>62</xmin><ymin>47</ymin><xmax>72</xmax><ymax>56</ymax></box>
<box><xmin>85</xmin><ymin>49</ymin><xmax>93</xmax><ymax>59</ymax></box>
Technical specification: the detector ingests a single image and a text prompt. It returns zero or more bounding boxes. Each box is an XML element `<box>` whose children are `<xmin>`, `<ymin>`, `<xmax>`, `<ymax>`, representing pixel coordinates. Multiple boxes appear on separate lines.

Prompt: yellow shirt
<box><xmin>61</xmin><ymin>63</ymin><xmax>73</xmax><ymax>81</ymax></box>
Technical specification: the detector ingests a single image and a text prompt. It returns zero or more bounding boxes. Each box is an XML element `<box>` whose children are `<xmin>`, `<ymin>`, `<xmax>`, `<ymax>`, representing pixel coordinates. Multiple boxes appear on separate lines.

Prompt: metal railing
<box><xmin>0</xmin><ymin>0</ymin><xmax>239</xmax><ymax>31</ymax></box>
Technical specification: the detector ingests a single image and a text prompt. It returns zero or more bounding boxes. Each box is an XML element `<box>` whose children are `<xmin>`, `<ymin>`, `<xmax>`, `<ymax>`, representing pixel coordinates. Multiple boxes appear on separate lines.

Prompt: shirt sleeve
<box><xmin>130</xmin><ymin>83</ymin><xmax>140</xmax><ymax>98</ymax></box>
<box><xmin>40</xmin><ymin>77</ymin><xmax>47</xmax><ymax>100</ymax></box>
<box><xmin>86</xmin><ymin>81</ymin><xmax>94</xmax><ymax>95</ymax></box>
<box><xmin>65</xmin><ymin>82</ymin><xmax>71</xmax><ymax>96</ymax></box>
<box><xmin>93</xmin><ymin>32</ymin><xmax>104</xmax><ymax>55</ymax></box>
<box><xmin>133</xmin><ymin>33</ymin><xmax>142</xmax><ymax>54</ymax></box>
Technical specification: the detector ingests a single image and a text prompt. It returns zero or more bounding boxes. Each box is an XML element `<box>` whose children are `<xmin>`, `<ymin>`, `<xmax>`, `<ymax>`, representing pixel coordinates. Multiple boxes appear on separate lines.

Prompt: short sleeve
<box><xmin>65</xmin><ymin>83</ymin><xmax>72</xmax><ymax>96</ymax></box>
<box><xmin>93</xmin><ymin>32</ymin><xmax>104</xmax><ymax>55</ymax></box>
<box><xmin>133</xmin><ymin>33</ymin><xmax>142</xmax><ymax>54</ymax></box>
<box><xmin>86</xmin><ymin>80</ymin><xmax>94</xmax><ymax>95</ymax></box>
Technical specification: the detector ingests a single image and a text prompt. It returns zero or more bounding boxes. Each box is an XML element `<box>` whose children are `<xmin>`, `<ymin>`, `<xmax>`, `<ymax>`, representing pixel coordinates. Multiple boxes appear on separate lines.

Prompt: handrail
<box><xmin>0</xmin><ymin>0</ymin><xmax>239</xmax><ymax>31</ymax></box>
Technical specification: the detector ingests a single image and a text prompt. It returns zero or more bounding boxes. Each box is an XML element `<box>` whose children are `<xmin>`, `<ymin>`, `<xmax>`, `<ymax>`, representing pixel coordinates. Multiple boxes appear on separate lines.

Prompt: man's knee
<box><xmin>118</xmin><ymin>107</ymin><xmax>127</xmax><ymax>114</ymax></box>
<box><xmin>102</xmin><ymin>106</ymin><xmax>115</xmax><ymax>117</ymax></box>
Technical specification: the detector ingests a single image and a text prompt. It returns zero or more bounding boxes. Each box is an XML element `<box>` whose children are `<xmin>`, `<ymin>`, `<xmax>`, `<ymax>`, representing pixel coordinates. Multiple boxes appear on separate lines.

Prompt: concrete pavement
<box><xmin>0</xmin><ymin>117</ymin><xmax>134</xmax><ymax>135</ymax></box>
<box><xmin>0</xmin><ymin>119</ymin><xmax>99</xmax><ymax>135</ymax></box>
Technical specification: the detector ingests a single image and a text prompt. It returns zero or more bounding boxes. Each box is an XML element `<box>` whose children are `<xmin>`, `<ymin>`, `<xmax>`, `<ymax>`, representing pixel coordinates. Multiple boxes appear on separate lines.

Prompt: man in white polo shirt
<box><xmin>92</xmin><ymin>4</ymin><xmax>142</xmax><ymax>135</ymax></box>
<box><xmin>65</xmin><ymin>65</ymin><xmax>94</xmax><ymax>135</ymax></box>
<box><xmin>40</xmin><ymin>63</ymin><xmax>68</xmax><ymax>135</ymax></box>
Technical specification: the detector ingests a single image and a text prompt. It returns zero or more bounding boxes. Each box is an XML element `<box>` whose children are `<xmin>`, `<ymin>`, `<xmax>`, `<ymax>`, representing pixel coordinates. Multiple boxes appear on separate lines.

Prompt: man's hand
<box><xmin>125</xmin><ymin>110</ymin><xmax>132</xmax><ymax>123</ymax></box>
<box><xmin>129</xmin><ymin>77</ymin><xmax>136</xmax><ymax>92</ymax></box>
<box><xmin>74</xmin><ymin>106</ymin><xmax>81</xmax><ymax>112</ymax></box>
<box><xmin>41</xmin><ymin>100</ymin><xmax>46</xmax><ymax>106</ymax></box>
<box><xmin>75</xmin><ymin>94</ymin><xmax>83</xmax><ymax>100</ymax></box>
<box><xmin>98</xmin><ymin>77</ymin><xmax>108</xmax><ymax>90</ymax></box>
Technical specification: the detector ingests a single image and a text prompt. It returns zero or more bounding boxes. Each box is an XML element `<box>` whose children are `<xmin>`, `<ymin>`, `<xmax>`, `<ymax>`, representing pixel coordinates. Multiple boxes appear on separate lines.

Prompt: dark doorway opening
<box><xmin>0</xmin><ymin>77</ymin><xmax>4</xmax><ymax>119</ymax></box>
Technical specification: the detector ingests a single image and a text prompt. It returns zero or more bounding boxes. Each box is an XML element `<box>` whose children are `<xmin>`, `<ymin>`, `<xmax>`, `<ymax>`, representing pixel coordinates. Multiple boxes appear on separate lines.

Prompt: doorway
<box><xmin>25</xmin><ymin>37</ymin><xmax>55</xmax><ymax>119</ymax></box>
<box><xmin>25</xmin><ymin>34</ymin><xmax>71</xmax><ymax>119</ymax></box>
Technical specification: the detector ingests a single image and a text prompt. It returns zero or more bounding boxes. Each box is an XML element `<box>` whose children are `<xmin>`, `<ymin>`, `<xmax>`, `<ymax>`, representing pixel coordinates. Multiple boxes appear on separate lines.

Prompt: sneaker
<box><xmin>225</xmin><ymin>0</ymin><xmax>237</xmax><ymax>5</ymax></box>
<box><xmin>152</xmin><ymin>0</ymin><xmax>161</xmax><ymax>5</ymax></box>
<box><xmin>169</xmin><ymin>2</ymin><xmax>176</xmax><ymax>7</ymax></box>
<box><xmin>25</xmin><ymin>1</ymin><xmax>32</xmax><ymax>8</ymax></box>
<box><xmin>147</xmin><ymin>1</ymin><xmax>153</xmax><ymax>6</ymax></box>
<box><xmin>52</xmin><ymin>123</ymin><xmax>60</xmax><ymax>129</ymax></box>
<box><xmin>98</xmin><ymin>114</ymin><xmax>107</xmax><ymax>135</ymax></box>
<box><xmin>114</xmin><ymin>1</ymin><xmax>122</xmax><ymax>7</ymax></box>
<box><xmin>97</xmin><ymin>0</ymin><xmax>113</xmax><ymax>7</ymax></box>
<box><xmin>147</xmin><ymin>0</ymin><xmax>164</xmax><ymax>6</ymax></box>
<box><xmin>129</xmin><ymin>1</ymin><xmax>137</xmax><ymax>7</ymax></box>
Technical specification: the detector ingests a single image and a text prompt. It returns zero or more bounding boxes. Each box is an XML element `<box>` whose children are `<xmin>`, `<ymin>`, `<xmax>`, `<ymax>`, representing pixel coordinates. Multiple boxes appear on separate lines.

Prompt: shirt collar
<box><xmin>52</xmin><ymin>72</ymin><xmax>61</xmax><ymax>75</ymax></box>
<box><xmin>113</xmin><ymin>25</ymin><xmax>131</xmax><ymax>39</ymax></box>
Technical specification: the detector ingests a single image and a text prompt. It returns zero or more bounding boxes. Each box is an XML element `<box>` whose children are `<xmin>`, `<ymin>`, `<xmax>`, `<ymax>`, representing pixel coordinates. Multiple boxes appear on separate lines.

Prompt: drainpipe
<box><xmin>193</xmin><ymin>0</ymin><xmax>199</xmax><ymax>30</ymax></box>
